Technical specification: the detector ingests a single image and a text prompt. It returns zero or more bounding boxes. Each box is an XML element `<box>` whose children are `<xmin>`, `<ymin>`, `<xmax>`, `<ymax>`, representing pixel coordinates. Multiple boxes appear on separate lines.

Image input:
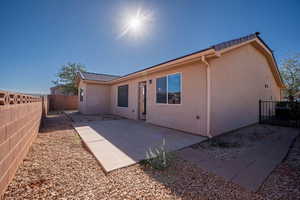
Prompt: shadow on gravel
<box><xmin>139</xmin><ymin>157</ymin><xmax>251</xmax><ymax>200</ymax></box>
<box><xmin>139</xmin><ymin>125</ymin><xmax>300</xmax><ymax>200</ymax></box>
<box><xmin>40</xmin><ymin>113</ymin><xmax>74</xmax><ymax>133</ymax></box>
<box><xmin>40</xmin><ymin>113</ymin><xmax>94</xmax><ymax>154</ymax></box>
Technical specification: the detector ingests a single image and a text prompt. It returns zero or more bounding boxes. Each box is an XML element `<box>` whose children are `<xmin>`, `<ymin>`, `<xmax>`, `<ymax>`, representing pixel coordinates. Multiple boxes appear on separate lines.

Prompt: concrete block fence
<box><xmin>0</xmin><ymin>90</ymin><xmax>45</xmax><ymax>197</ymax></box>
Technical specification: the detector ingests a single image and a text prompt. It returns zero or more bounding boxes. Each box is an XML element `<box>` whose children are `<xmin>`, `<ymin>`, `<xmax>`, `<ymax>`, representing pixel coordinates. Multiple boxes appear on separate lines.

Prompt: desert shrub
<box><xmin>143</xmin><ymin>139</ymin><xmax>175</xmax><ymax>170</ymax></box>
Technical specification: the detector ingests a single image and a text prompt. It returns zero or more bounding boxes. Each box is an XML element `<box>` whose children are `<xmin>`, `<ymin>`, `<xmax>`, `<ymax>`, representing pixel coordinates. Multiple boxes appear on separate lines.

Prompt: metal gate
<box><xmin>259</xmin><ymin>100</ymin><xmax>300</xmax><ymax>128</ymax></box>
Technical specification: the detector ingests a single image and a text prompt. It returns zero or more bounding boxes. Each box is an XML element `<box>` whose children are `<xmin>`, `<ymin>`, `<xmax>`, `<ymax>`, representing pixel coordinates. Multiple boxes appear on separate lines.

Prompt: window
<box><xmin>156</xmin><ymin>73</ymin><xmax>181</xmax><ymax>104</ymax></box>
<box><xmin>80</xmin><ymin>88</ymin><xmax>84</xmax><ymax>102</ymax></box>
<box><xmin>156</xmin><ymin>77</ymin><xmax>167</xmax><ymax>103</ymax></box>
<box><xmin>117</xmin><ymin>85</ymin><xmax>128</xmax><ymax>107</ymax></box>
<box><xmin>168</xmin><ymin>73</ymin><xmax>181</xmax><ymax>104</ymax></box>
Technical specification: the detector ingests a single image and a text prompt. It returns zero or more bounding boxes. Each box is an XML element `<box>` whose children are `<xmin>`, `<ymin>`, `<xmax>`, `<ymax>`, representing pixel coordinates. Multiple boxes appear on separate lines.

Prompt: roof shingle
<box><xmin>80</xmin><ymin>72</ymin><xmax>120</xmax><ymax>82</ymax></box>
<box><xmin>212</xmin><ymin>32</ymin><xmax>259</xmax><ymax>51</ymax></box>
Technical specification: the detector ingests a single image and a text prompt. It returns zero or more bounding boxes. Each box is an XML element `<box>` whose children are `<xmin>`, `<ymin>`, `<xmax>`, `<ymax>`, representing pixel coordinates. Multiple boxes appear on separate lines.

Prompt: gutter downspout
<box><xmin>201</xmin><ymin>56</ymin><xmax>213</xmax><ymax>138</ymax></box>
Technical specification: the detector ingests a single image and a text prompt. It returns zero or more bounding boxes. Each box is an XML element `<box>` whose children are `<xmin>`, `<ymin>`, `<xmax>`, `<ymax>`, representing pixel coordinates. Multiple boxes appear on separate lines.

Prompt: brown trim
<box><xmin>110</xmin><ymin>49</ymin><xmax>216</xmax><ymax>84</ymax></box>
<box><xmin>255</xmin><ymin>36</ymin><xmax>285</xmax><ymax>88</ymax></box>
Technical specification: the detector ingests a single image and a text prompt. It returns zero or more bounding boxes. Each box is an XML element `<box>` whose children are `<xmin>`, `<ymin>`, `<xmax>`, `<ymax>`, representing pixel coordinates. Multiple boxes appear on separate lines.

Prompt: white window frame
<box><xmin>155</xmin><ymin>72</ymin><xmax>182</xmax><ymax>105</ymax></box>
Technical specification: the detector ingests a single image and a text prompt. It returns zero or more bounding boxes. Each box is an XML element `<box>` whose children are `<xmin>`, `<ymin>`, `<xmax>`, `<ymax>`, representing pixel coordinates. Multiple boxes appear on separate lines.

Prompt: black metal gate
<box><xmin>259</xmin><ymin>100</ymin><xmax>300</xmax><ymax>128</ymax></box>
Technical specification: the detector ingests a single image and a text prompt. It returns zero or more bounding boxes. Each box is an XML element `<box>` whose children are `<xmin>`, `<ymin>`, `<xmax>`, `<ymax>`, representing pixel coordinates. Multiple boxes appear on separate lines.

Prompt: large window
<box><xmin>156</xmin><ymin>76</ymin><xmax>167</xmax><ymax>103</ymax></box>
<box><xmin>156</xmin><ymin>73</ymin><xmax>181</xmax><ymax>104</ymax></box>
<box><xmin>168</xmin><ymin>73</ymin><xmax>181</xmax><ymax>104</ymax></box>
<box><xmin>117</xmin><ymin>85</ymin><xmax>129</xmax><ymax>107</ymax></box>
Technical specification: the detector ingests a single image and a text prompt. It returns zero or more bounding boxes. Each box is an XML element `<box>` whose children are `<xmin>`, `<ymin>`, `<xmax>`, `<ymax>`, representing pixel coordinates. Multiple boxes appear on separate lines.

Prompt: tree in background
<box><xmin>280</xmin><ymin>54</ymin><xmax>300</xmax><ymax>99</ymax></box>
<box><xmin>52</xmin><ymin>62</ymin><xmax>86</xmax><ymax>95</ymax></box>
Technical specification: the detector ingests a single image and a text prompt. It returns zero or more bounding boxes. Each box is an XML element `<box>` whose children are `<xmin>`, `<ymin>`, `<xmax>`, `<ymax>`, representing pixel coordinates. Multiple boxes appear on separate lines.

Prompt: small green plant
<box><xmin>143</xmin><ymin>139</ymin><xmax>175</xmax><ymax>170</ymax></box>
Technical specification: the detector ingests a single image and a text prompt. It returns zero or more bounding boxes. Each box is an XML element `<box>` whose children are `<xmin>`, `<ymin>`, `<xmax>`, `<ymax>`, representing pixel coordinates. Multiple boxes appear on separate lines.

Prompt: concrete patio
<box><xmin>72</xmin><ymin>119</ymin><xmax>206</xmax><ymax>172</ymax></box>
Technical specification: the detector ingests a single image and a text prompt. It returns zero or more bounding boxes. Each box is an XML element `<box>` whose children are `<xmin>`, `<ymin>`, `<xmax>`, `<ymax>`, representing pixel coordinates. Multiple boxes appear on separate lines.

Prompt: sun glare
<box><xmin>118</xmin><ymin>8</ymin><xmax>153</xmax><ymax>39</ymax></box>
<box><xmin>129</xmin><ymin>17</ymin><xmax>142</xmax><ymax>31</ymax></box>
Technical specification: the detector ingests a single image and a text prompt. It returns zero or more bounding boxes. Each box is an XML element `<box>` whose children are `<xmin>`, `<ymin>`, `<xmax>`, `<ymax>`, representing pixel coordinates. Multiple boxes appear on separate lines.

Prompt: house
<box><xmin>76</xmin><ymin>33</ymin><xmax>285</xmax><ymax>137</ymax></box>
<box><xmin>50</xmin><ymin>85</ymin><xmax>64</xmax><ymax>95</ymax></box>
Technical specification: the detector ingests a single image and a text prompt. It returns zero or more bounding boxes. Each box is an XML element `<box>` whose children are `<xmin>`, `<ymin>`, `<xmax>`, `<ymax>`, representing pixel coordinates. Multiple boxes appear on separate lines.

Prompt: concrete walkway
<box><xmin>178</xmin><ymin>130</ymin><xmax>299</xmax><ymax>191</ymax></box>
<box><xmin>72</xmin><ymin>119</ymin><xmax>206</xmax><ymax>173</ymax></box>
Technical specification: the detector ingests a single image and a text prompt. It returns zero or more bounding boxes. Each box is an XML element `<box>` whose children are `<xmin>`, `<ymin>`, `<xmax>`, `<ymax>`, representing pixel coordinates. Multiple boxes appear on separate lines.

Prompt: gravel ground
<box><xmin>192</xmin><ymin>125</ymin><xmax>293</xmax><ymax>161</ymax></box>
<box><xmin>3</xmin><ymin>113</ymin><xmax>299</xmax><ymax>199</ymax></box>
<box><xmin>257</xmin><ymin>133</ymin><xmax>300</xmax><ymax>200</ymax></box>
<box><xmin>192</xmin><ymin>124</ymin><xmax>300</xmax><ymax>199</ymax></box>
<box><xmin>65</xmin><ymin>111</ymin><xmax>125</xmax><ymax>123</ymax></box>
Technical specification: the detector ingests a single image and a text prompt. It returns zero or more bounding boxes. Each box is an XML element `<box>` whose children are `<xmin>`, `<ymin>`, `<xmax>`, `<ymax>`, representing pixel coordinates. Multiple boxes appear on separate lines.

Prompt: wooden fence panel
<box><xmin>48</xmin><ymin>95</ymin><xmax>78</xmax><ymax>111</ymax></box>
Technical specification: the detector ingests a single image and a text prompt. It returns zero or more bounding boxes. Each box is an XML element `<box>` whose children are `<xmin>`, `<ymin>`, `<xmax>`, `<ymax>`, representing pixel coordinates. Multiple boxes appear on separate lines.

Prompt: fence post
<box><xmin>259</xmin><ymin>99</ymin><xmax>262</xmax><ymax>124</ymax></box>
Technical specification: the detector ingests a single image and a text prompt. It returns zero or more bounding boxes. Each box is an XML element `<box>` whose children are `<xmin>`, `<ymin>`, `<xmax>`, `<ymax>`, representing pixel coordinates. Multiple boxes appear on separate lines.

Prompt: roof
<box><xmin>50</xmin><ymin>85</ymin><xmax>63</xmax><ymax>89</ymax></box>
<box><xmin>212</xmin><ymin>32</ymin><xmax>259</xmax><ymax>51</ymax></box>
<box><xmin>78</xmin><ymin>32</ymin><xmax>285</xmax><ymax>88</ymax></box>
<box><xmin>119</xmin><ymin>32</ymin><xmax>263</xmax><ymax>79</ymax></box>
<box><xmin>79</xmin><ymin>71</ymin><xmax>120</xmax><ymax>82</ymax></box>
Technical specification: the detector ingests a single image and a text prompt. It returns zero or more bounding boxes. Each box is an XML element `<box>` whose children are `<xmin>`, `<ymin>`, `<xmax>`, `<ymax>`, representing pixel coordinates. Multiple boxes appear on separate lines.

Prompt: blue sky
<box><xmin>1</xmin><ymin>0</ymin><xmax>299</xmax><ymax>94</ymax></box>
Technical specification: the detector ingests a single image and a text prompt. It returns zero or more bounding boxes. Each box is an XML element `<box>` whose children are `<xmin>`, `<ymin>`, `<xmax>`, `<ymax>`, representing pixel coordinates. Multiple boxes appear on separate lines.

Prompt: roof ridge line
<box><xmin>212</xmin><ymin>32</ymin><xmax>259</xmax><ymax>51</ymax></box>
<box><xmin>121</xmin><ymin>33</ymin><xmax>261</xmax><ymax>79</ymax></box>
<box><xmin>83</xmin><ymin>71</ymin><xmax>121</xmax><ymax>77</ymax></box>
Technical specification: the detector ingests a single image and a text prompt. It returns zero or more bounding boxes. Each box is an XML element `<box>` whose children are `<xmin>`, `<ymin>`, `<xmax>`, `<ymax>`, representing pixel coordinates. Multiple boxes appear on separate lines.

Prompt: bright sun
<box><xmin>129</xmin><ymin>17</ymin><xmax>142</xmax><ymax>31</ymax></box>
<box><xmin>118</xmin><ymin>8</ymin><xmax>152</xmax><ymax>38</ymax></box>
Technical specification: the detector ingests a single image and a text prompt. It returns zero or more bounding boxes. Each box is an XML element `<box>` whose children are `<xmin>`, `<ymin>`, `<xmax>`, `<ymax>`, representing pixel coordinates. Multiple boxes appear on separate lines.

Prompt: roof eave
<box><xmin>215</xmin><ymin>38</ymin><xmax>286</xmax><ymax>89</ymax></box>
<box><xmin>109</xmin><ymin>48</ymin><xmax>217</xmax><ymax>84</ymax></box>
<box><xmin>252</xmin><ymin>39</ymin><xmax>286</xmax><ymax>89</ymax></box>
<box><xmin>77</xmin><ymin>33</ymin><xmax>285</xmax><ymax>89</ymax></box>
<box><xmin>82</xmin><ymin>79</ymin><xmax>111</xmax><ymax>85</ymax></box>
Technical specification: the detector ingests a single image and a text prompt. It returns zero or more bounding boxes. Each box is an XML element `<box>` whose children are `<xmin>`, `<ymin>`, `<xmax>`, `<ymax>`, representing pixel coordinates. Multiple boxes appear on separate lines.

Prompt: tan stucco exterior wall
<box><xmin>110</xmin><ymin>62</ymin><xmax>208</xmax><ymax>136</ymax></box>
<box><xmin>78</xmin><ymin>42</ymin><xmax>282</xmax><ymax>137</ymax></box>
<box><xmin>209</xmin><ymin>44</ymin><xmax>281</xmax><ymax>136</ymax></box>
<box><xmin>78</xmin><ymin>81</ymin><xmax>111</xmax><ymax>115</ymax></box>
<box><xmin>86</xmin><ymin>83</ymin><xmax>111</xmax><ymax>114</ymax></box>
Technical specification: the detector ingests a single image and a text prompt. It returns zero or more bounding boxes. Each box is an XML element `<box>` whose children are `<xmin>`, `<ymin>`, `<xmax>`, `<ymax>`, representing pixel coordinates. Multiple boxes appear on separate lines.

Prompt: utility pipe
<box><xmin>201</xmin><ymin>56</ymin><xmax>213</xmax><ymax>138</ymax></box>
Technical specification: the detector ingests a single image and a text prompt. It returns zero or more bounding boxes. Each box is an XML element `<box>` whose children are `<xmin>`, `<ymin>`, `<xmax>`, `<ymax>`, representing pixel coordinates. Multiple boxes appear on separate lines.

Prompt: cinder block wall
<box><xmin>0</xmin><ymin>91</ymin><xmax>42</xmax><ymax>197</ymax></box>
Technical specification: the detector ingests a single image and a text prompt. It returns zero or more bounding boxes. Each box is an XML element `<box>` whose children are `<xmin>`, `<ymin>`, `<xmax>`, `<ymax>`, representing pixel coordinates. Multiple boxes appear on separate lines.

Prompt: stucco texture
<box><xmin>78</xmin><ymin>42</ymin><xmax>281</xmax><ymax>137</ymax></box>
<box><xmin>78</xmin><ymin>82</ymin><xmax>110</xmax><ymax>115</ymax></box>
<box><xmin>109</xmin><ymin>62</ymin><xmax>208</xmax><ymax>136</ymax></box>
<box><xmin>209</xmin><ymin>44</ymin><xmax>281</xmax><ymax>136</ymax></box>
